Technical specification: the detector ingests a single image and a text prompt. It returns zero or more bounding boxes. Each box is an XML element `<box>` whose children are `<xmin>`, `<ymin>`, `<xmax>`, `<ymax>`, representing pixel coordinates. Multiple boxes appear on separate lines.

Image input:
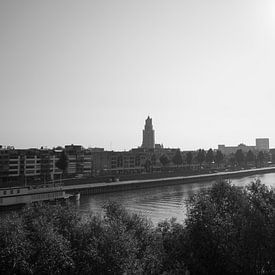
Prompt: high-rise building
<box><xmin>256</xmin><ymin>138</ymin><xmax>269</xmax><ymax>151</ymax></box>
<box><xmin>141</xmin><ymin>116</ymin><xmax>155</xmax><ymax>149</ymax></box>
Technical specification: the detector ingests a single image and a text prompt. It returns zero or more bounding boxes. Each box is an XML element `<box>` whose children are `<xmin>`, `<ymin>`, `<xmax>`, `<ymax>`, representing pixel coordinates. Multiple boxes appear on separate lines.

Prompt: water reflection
<box><xmin>78</xmin><ymin>173</ymin><xmax>275</xmax><ymax>225</ymax></box>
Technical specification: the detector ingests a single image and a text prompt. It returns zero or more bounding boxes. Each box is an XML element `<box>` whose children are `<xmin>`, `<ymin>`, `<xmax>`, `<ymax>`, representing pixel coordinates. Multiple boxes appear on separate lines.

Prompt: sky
<box><xmin>1</xmin><ymin>0</ymin><xmax>275</xmax><ymax>151</ymax></box>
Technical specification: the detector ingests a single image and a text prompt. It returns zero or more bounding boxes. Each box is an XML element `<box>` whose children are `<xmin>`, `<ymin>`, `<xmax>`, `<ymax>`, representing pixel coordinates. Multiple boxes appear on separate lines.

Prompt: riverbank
<box><xmin>63</xmin><ymin>166</ymin><xmax>275</xmax><ymax>195</ymax></box>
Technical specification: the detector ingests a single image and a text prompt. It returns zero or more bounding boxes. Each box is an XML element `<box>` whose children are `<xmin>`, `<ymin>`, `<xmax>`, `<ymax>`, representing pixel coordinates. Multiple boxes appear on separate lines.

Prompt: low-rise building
<box><xmin>218</xmin><ymin>144</ymin><xmax>256</xmax><ymax>155</ymax></box>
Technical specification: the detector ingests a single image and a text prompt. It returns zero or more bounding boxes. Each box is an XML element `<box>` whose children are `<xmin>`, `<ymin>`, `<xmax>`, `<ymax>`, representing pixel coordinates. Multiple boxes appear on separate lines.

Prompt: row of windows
<box><xmin>25</xmin><ymin>165</ymin><xmax>41</xmax><ymax>169</ymax></box>
<box><xmin>1</xmin><ymin>189</ymin><xmax>21</xmax><ymax>195</ymax></box>
<box><xmin>9</xmin><ymin>171</ymin><xmax>19</xmax><ymax>174</ymax></box>
<box><xmin>25</xmin><ymin>170</ymin><xmax>41</xmax><ymax>174</ymax></box>
<box><xmin>9</xmin><ymin>160</ymin><xmax>19</xmax><ymax>163</ymax></box>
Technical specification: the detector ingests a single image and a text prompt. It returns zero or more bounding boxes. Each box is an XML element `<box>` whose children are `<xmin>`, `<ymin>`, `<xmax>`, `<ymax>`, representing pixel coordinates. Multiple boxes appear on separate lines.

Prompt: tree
<box><xmin>172</xmin><ymin>149</ymin><xmax>183</xmax><ymax>167</ymax></box>
<box><xmin>150</xmin><ymin>154</ymin><xmax>157</xmax><ymax>166</ymax></box>
<box><xmin>184</xmin><ymin>180</ymin><xmax>275</xmax><ymax>274</ymax></box>
<box><xmin>144</xmin><ymin>159</ymin><xmax>152</xmax><ymax>173</ymax></box>
<box><xmin>0</xmin><ymin>213</ymin><xmax>31</xmax><ymax>274</ymax></box>
<box><xmin>246</xmin><ymin>150</ymin><xmax>255</xmax><ymax>166</ymax></box>
<box><xmin>229</xmin><ymin>154</ymin><xmax>236</xmax><ymax>168</ymax></box>
<box><xmin>214</xmin><ymin>150</ymin><xmax>224</xmax><ymax>168</ymax></box>
<box><xmin>196</xmin><ymin>149</ymin><xmax>206</xmax><ymax>169</ymax></box>
<box><xmin>156</xmin><ymin>218</ymin><xmax>187</xmax><ymax>273</ymax></box>
<box><xmin>235</xmin><ymin>149</ymin><xmax>244</xmax><ymax>167</ymax></box>
<box><xmin>186</xmin><ymin>152</ymin><xmax>193</xmax><ymax>168</ymax></box>
<box><xmin>159</xmin><ymin>154</ymin><xmax>170</xmax><ymax>167</ymax></box>
<box><xmin>205</xmin><ymin>148</ymin><xmax>214</xmax><ymax>167</ymax></box>
<box><xmin>55</xmin><ymin>151</ymin><xmax>68</xmax><ymax>176</ymax></box>
<box><xmin>271</xmin><ymin>150</ymin><xmax>275</xmax><ymax>164</ymax></box>
<box><xmin>0</xmin><ymin>202</ymin><xmax>163</xmax><ymax>275</ymax></box>
<box><xmin>30</xmin><ymin>223</ymin><xmax>73</xmax><ymax>274</ymax></box>
<box><xmin>257</xmin><ymin>151</ymin><xmax>265</xmax><ymax>167</ymax></box>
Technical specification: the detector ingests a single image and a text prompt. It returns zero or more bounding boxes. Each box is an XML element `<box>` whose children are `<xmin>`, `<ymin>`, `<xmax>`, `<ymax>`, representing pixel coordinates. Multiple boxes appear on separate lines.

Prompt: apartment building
<box><xmin>23</xmin><ymin>152</ymin><xmax>41</xmax><ymax>177</ymax></box>
<box><xmin>0</xmin><ymin>149</ymin><xmax>9</xmax><ymax>182</ymax></box>
<box><xmin>65</xmin><ymin>145</ymin><xmax>85</xmax><ymax>175</ymax></box>
<box><xmin>83</xmin><ymin>151</ymin><xmax>92</xmax><ymax>175</ymax></box>
<box><xmin>8</xmin><ymin>152</ymin><xmax>20</xmax><ymax>177</ymax></box>
<box><xmin>0</xmin><ymin>148</ymin><xmax>63</xmax><ymax>186</ymax></box>
<box><xmin>40</xmin><ymin>150</ymin><xmax>62</xmax><ymax>181</ymax></box>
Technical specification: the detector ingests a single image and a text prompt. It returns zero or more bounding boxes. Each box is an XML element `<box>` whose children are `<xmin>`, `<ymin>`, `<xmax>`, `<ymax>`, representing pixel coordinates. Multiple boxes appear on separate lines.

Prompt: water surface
<box><xmin>78</xmin><ymin>172</ymin><xmax>275</xmax><ymax>224</ymax></box>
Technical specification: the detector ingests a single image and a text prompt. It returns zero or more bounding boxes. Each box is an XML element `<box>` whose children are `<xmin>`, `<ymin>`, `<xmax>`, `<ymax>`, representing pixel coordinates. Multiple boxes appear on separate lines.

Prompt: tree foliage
<box><xmin>246</xmin><ymin>150</ymin><xmax>255</xmax><ymax>164</ymax></box>
<box><xmin>235</xmin><ymin>149</ymin><xmax>245</xmax><ymax>167</ymax></box>
<box><xmin>196</xmin><ymin>149</ymin><xmax>206</xmax><ymax>168</ymax></box>
<box><xmin>214</xmin><ymin>150</ymin><xmax>224</xmax><ymax>167</ymax></box>
<box><xmin>144</xmin><ymin>159</ymin><xmax>152</xmax><ymax>173</ymax></box>
<box><xmin>184</xmin><ymin>180</ymin><xmax>275</xmax><ymax>274</ymax></box>
<box><xmin>55</xmin><ymin>150</ymin><xmax>68</xmax><ymax>174</ymax></box>
<box><xmin>151</xmin><ymin>154</ymin><xmax>157</xmax><ymax>166</ymax></box>
<box><xmin>1</xmin><ymin>180</ymin><xmax>275</xmax><ymax>274</ymax></box>
<box><xmin>257</xmin><ymin>151</ymin><xmax>265</xmax><ymax>166</ymax></box>
<box><xmin>172</xmin><ymin>149</ymin><xmax>183</xmax><ymax>167</ymax></box>
<box><xmin>0</xmin><ymin>202</ymin><xmax>167</xmax><ymax>274</ymax></box>
<box><xmin>186</xmin><ymin>152</ymin><xmax>193</xmax><ymax>167</ymax></box>
<box><xmin>159</xmin><ymin>154</ymin><xmax>170</xmax><ymax>167</ymax></box>
<box><xmin>205</xmin><ymin>148</ymin><xmax>214</xmax><ymax>165</ymax></box>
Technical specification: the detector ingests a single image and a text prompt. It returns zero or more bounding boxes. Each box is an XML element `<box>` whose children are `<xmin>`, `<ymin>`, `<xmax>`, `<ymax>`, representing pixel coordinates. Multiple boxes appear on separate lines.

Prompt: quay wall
<box><xmin>63</xmin><ymin>167</ymin><xmax>275</xmax><ymax>195</ymax></box>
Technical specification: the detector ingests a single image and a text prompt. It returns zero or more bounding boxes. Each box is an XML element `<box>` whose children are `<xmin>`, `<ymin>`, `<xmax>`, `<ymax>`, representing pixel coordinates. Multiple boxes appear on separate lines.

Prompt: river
<box><xmin>78</xmin><ymin>172</ymin><xmax>275</xmax><ymax>225</ymax></box>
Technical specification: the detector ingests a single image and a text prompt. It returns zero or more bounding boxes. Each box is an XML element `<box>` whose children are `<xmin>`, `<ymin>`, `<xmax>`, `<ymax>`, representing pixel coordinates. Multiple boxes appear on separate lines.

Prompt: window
<box><xmin>10</xmin><ymin>190</ymin><xmax>13</xmax><ymax>194</ymax></box>
<box><xmin>17</xmin><ymin>189</ymin><xmax>20</xmax><ymax>194</ymax></box>
<box><xmin>3</xmin><ymin>191</ymin><xmax>6</xmax><ymax>195</ymax></box>
<box><xmin>26</xmin><ymin>160</ymin><xmax>35</xmax><ymax>164</ymax></box>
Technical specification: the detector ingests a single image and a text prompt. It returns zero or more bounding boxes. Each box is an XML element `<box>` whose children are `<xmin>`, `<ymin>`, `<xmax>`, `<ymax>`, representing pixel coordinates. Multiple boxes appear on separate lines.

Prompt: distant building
<box><xmin>88</xmin><ymin>147</ymin><xmax>104</xmax><ymax>152</ymax></box>
<box><xmin>64</xmin><ymin>144</ymin><xmax>90</xmax><ymax>176</ymax></box>
<box><xmin>155</xmin><ymin>144</ymin><xmax>163</xmax><ymax>150</ymax></box>
<box><xmin>218</xmin><ymin>138</ymin><xmax>270</xmax><ymax>155</ymax></box>
<box><xmin>90</xmin><ymin>150</ymin><xmax>149</xmax><ymax>175</ymax></box>
<box><xmin>218</xmin><ymin>144</ymin><xmax>256</xmax><ymax>155</ymax></box>
<box><xmin>141</xmin><ymin>116</ymin><xmax>155</xmax><ymax>149</ymax></box>
<box><xmin>256</xmin><ymin>138</ymin><xmax>269</xmax><ymax>151</ymax></box>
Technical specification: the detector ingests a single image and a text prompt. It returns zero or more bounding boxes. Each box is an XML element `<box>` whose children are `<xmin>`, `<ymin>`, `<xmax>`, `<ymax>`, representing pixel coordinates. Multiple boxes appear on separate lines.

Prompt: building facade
<box><xmin>90</xmin><ymin>150</ymin><xmax>150</xmax><ymax>175</ymax></box>
<box><xmin>256</xmin><ymin>138</ymin><xmax>269</xmax><ymax>151</ymax></box>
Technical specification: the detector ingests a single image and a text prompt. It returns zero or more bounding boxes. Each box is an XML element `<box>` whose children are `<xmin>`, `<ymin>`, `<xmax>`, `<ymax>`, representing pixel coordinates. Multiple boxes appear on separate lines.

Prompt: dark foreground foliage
<box><xmin>1</xmin><ymin>180</ymin><xmax>275</xmax><ymax>274</ymax></box>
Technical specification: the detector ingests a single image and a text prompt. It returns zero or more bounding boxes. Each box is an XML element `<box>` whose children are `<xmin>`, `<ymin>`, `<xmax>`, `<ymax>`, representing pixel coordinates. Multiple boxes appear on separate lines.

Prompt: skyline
<box><xmin>1</xmin><ymin>1</ymin><xmax>275</xmax><ymax>150</ymax></box>
<box><xmin>0</xmin><ymin>115</ymin><xmax>271</xmax><ymax>152</ymax></box>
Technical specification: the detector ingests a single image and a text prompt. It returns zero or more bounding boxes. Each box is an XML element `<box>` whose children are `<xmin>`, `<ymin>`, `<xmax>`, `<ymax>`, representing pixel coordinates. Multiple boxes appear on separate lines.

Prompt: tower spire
<box><xmin>141</xmin><ymin>116</ymin><xmax>155</xmax><ymax>149</ymax></box>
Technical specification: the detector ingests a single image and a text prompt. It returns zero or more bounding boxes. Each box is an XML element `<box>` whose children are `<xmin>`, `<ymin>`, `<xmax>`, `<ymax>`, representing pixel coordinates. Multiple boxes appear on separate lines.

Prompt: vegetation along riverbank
<box><xmin>1</xmin><ymin>179</ymin><xmax>275</xmax><ymax>274</ymax></box>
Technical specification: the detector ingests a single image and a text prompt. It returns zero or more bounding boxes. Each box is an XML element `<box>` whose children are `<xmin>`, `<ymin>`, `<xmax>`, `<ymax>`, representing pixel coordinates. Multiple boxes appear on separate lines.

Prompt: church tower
<box><xmin>141</xmin><ymin>116</ymin><xmax>155</xmax><ymax>149</ymax></box>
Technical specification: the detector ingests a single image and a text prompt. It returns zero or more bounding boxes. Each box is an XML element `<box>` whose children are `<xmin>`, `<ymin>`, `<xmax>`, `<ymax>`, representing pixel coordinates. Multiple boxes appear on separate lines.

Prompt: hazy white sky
<box><xmin>1</xmin><ymin>0</ymin><xmax>275</xmax><ymax>150</ymax></box>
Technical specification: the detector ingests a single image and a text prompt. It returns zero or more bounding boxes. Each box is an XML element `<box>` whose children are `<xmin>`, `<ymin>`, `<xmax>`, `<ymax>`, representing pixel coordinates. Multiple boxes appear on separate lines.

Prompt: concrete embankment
<box><xmin>62</xmin><ymin>167</ymin><xmax>275</xmax><ymax>195</ymax></box>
